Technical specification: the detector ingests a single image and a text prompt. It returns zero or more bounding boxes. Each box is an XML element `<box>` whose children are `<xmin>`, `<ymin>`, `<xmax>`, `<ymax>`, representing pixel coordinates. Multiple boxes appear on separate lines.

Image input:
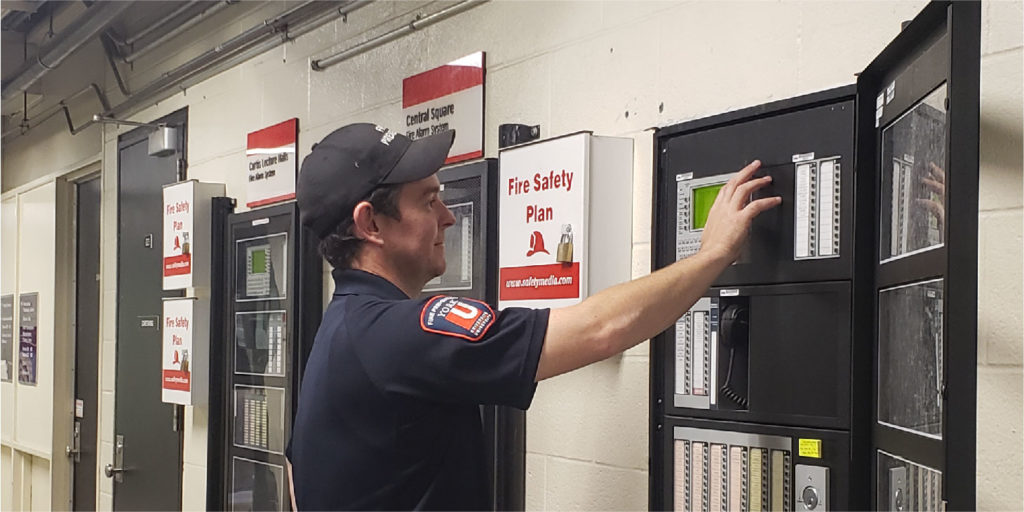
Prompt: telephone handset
<box><xmin>719</xmin><ymin>303</ymin><xmax>750</xmax><ymax>408</ymax></box>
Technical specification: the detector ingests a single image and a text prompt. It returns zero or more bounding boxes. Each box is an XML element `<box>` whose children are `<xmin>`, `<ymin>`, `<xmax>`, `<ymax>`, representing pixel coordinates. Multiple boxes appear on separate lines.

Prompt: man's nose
<box><xmin>440</xmin><ymin>202</ymin><xmax>456</xmax><ymax>227</ymax></box>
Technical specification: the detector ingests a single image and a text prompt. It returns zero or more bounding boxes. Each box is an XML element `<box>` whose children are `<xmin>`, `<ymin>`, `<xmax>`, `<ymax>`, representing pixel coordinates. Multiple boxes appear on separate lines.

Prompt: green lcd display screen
<box><xmin>249</xmin><ymin>247</ymin><xmax>268</xmax><ymax>274</ymax></box>
<box><xmin>692</xmin><ymin>184</ymin><xmax>724</xmax><ymax>229</ymax></box>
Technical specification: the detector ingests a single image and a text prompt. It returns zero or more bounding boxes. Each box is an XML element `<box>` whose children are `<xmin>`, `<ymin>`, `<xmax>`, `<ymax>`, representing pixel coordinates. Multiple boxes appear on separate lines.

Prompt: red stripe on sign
<box><xmin>499</xmin><ymin>263</ymin><xmax>580</xmax><ymax>301</ymax></box>
<box><xmin>162</xmin><ymin>370</ymin><xmax>191</xmax><ymax>391</ymax></box>
<box><xmin>164</xmin><ymin>254</ymin><xmax>192</xmax><ymax>276</ymax></box>
<box><xmin>445</xmin><ymin>150</ymin><xmax>484</xmax><ymax>165</ymax></box>
<box><xmin>403</xmin><ymin>65</ymin><xmax>484</xmax><ymax>108</ymax></box>
<box><xmin>247</xmin><ymin>192</ymin><xmax>296</xmax><ymax>208</ymax></box>
<box><xmin>247</xmin><ymin>118</ymin><xmax>298</xmax><ymax>150</ymax></box>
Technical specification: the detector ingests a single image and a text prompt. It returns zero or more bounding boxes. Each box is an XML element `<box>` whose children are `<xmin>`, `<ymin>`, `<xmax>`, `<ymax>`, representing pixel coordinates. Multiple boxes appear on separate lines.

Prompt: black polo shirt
<box><xmin>288</xmin><ymin>269</ymin><xmax>548</xmax><ymax>510</ymax></box>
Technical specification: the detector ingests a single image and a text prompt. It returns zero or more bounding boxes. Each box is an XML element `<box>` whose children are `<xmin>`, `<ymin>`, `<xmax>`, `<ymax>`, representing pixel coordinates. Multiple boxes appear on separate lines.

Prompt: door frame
<box><xmin>54</xmin><ymin>163</ymin><xmax>103</xmax><ymax>511</ymax></box>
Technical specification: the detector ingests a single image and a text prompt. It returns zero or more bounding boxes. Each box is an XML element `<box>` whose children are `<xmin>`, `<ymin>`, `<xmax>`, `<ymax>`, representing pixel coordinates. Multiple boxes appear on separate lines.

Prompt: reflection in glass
<box><xmin>877</xmin><ymin>451</ymin><xmax>942</xmax><ymax>511</ymax></box>
<box><xmin>231</xmin><ymin>457</ymin><xmax>284</xmax><ymax>512</ymax></box>
<box><xmin>424</xmin><ymin>175</ymin><xmax>482</xmax><ymax>293</ymax></box>
<box><xmin>880</xmin><ymin>85</ymin><xmax>947</xmax><ymax>261</ymax></box>
<box><xmin>235</xmin><ymin>311</ymin><xmax>287</xmax><ymax>376</ymax></box>
<box><xmin>236</xmin><ymin>233</ymin><xmax>288</xmax><ymax>301</ymax></box>
<box><xmin>878</xmin><ymin>280</ymin><xmax>943</xmax><ymax>438</ymax></box>
<box><xmin>233</xmin><ymin>385</ymin><xmax>286</xmax><ymax>454</ymax></box>
<box><xmin>424</xmin><ymin>202</ymin><xmax>474</xmax><ymax>292</ymax></box>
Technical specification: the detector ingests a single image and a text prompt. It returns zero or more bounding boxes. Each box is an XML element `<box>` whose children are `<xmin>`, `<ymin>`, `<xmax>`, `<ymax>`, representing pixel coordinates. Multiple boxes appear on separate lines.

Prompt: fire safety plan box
<box><xmin>161</xmin><ymin>296</ymin><xmax>209</xmax><ymax>405</ymax></box>
<box><xmin>163</xmin><ymin>180</ymin><xmax>226</xmax><ymax>290</ymax></box>
<box><xmin>497</xmin><ymin>132</ymin><xmax>633</xmax><ymax>310</ymax></box>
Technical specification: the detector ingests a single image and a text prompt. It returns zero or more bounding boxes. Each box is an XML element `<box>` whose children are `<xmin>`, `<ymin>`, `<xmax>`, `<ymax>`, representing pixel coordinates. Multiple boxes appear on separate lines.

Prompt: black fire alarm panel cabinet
<box><xmin>207</xmin><ymin>201</ymin><xmax>323</xmax><ymax>511</ymax></box>
<box><xmin>649</xmin><ymin>2</ymin><xmax>979</xmax><ymax>511</ymax></box>
<box><xmin>424</xmin><ymin>158</ymin><xmax>526</xmax><ymax>511</ymax></box>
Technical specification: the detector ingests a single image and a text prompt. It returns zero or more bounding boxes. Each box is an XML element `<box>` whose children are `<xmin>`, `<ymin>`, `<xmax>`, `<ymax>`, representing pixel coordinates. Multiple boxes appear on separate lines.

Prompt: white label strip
<box><xmin>795</xmin><ymin>163</ymin><xmax>811</xmax><ymax>258</ymax></box>
<box><xmin>792</xmin><ymin>152</ymin><xmax>815</xmax><ymax>163</ymax></box>
<box><xmin>818</xmin><ymin>160</ymin><xmax>836</xmax><ymax>256</ymax></box>
<box><xmin>461</xmin><ymin>214</ymin><xmax>473</xmax><ymax>282</ymax></box>
<box><xmin>729</xmin><ymin>446</ymin><xmax>744</xmax><ymax>512</ymax></box>
<box><xmin>692</xmin><ymin>311</ymin><xmax>706</xmax><ymax>396</ymax></box>
<box><xmin>709</xmin><ymin>444</ymin><xmax>724</xmax><ymax>512</ymax></box>
<box><xmin>674</xmin><ymin>441</ymin><xmax>688</xmax><ymax>512</ymax></box>
<box><xmin>675</xmin><ymin>318</ymin><xmax>688</xmax><ymax>395</ymax></box>
<box><xmin>709</xmin><ymin>331</ymin><xmax>718</xmax><ymax>406</ymax></box>
<box><xmin>691</xmin><ymin>442</ymin><xmax>705</xmax><ymax>512</ymax></box>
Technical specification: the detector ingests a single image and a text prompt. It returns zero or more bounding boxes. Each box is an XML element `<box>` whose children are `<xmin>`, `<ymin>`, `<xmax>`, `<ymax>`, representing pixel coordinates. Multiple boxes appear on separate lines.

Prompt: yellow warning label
<box><xmin>799</xmin><ymin>438</ymin><xmax>822</xmax><ymax>458</ymax></box>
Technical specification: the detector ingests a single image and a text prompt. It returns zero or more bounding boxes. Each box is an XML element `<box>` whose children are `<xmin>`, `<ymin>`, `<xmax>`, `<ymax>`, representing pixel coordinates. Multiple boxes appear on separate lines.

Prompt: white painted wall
<box><xmin>1</xmin><ymin>1</ymin><xmax>1020</xmax><ymax>510</ymax></box>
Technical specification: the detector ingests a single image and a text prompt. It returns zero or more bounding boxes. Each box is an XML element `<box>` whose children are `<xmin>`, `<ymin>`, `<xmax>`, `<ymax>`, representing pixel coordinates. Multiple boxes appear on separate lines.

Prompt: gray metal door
<box><xmin>112</xmin><ymin>112</ymin><xmax>186</xmax><ymax>511</ymax></box>
<box><xmin>73</xmin><ymin>176</ymin><xmax>101</xmax><ymax>511</ymax></box>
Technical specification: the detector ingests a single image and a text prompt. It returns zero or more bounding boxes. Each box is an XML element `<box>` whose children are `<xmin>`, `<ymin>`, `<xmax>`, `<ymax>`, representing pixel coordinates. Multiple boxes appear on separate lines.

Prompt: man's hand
<box><xmin>699</xmin><ymin>160</ymin><xmax>782</xmax><ymax>264</ymax></box>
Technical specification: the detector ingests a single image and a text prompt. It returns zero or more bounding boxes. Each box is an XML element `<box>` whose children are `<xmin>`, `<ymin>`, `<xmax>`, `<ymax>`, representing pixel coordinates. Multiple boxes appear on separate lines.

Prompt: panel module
<box><xmin>672</xmin><ymin>427</ymin><xmax>794</xmax><ymax>512</ymax></box>
<box><xmin>793</xmin><ymin>155</ymin><xmax>842</xmax><ymax>260</ymax></box>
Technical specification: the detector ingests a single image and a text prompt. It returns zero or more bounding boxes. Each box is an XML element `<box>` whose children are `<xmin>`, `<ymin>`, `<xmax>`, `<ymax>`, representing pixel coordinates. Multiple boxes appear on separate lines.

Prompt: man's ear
<box><xmin>351</xmin><ymin>201</ymin><xmax>385</xmax><ymax>246</ymax></box>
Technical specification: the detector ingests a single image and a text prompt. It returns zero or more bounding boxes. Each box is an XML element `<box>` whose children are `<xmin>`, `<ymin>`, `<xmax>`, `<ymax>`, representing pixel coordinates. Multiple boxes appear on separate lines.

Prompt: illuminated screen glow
<box><xmin>692</xmin><ymin>184</ymin><xmax>724</xmax><ymax>229</ymax></box>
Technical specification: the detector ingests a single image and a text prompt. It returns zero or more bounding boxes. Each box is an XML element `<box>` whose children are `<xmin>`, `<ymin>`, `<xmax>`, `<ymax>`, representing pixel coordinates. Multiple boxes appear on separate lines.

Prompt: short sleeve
<box><xmin>347</xmin><ymin>295</ymin><xmax>548</xmax><ymax>409</ymax></box>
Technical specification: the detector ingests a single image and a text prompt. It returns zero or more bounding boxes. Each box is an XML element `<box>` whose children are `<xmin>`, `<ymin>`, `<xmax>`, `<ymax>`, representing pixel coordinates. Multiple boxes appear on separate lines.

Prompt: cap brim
<box><xmin>382</xmin><ymin>129</ymin><xmax>456</xmax><ymax>185</ymax></box>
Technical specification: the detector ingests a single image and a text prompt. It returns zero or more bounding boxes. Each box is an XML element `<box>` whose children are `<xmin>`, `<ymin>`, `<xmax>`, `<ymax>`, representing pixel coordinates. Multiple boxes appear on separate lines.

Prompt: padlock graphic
<box><xmin>556</xmin><ymin>224</ymin><xmax>574</xmax><ymax>263</ymax></box>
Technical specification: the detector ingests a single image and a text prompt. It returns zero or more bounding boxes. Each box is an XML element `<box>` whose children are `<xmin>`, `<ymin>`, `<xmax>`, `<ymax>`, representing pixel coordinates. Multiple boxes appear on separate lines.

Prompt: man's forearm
<box><xmin>538</xmin><ymin>249</ymin><xmax>731</xmax><ymax>380</ymax></box>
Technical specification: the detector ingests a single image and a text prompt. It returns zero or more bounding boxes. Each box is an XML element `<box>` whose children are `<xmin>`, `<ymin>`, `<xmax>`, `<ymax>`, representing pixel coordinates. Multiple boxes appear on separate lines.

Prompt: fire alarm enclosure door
<box><xmin>858</xmin><ymin>2</ymin><xmax>979</xmax><ymax>509</ymax></box>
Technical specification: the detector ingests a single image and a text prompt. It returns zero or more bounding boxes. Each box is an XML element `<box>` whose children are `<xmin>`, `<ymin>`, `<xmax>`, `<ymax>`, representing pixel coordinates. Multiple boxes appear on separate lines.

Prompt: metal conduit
<box><xmin>124</xmin><ymin>0</ymin><xmax>234</xmax><ymax>63</ymax></box>
<box><xmin>1</xmin><ymin>83</ymin><xmax>109</xmax><ymax>138</ymax></box>
<box><xmin>107</xmin><ymin>0</ymin><xmax>367</xmax><ymax>119</ymax></box>
<box><xmin>311</xmin><ymin>0</ymin><xmax>487</xmax><ymax>71</ymax></box>
<box><xmin>2</xmin><ymin>1</ymin><xmax>369</xmax><ymax>141</ymax></box>
<box><xmin>1</xmin><ymin>1</ymin><xmax>133</xmax><ymax>100</ymax></box>
<box><xmin>123</xmin><ymin>0</ymin><xmax>201</xmax><ymax>46</ymax></box>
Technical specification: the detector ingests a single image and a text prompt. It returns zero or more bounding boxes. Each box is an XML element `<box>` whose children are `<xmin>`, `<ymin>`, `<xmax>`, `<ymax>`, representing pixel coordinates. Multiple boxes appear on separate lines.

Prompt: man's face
<box><xmin>376</xmin><ymin>174</ymin><xmax>456</xmax><ymax>287</ymax></box>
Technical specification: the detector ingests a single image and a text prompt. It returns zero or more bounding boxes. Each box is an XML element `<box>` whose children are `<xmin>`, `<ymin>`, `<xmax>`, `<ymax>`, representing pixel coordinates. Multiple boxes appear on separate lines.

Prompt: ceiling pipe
<box><xmin>123</xmin><ymin>0</ymin><xmax>233</xmax><ymax>64</ymax></box>
<box><xmin>1</xmin><ymin>82</ymin><xmax>108</xmax><ymax>138</ymax></box>
<box><xmin>311</xmin><ymin>0</ymin><xmax>486</xmax><ymax>71</ymax></box>
<box><xmin>1</xmin><ymin>1</ymin><xmax>133</xmax><ymax>100</ymax></box>
<box><xmin>123</xmin><ymin>0</ymin><xmax>200</xmax><ymax>47</ymax></box>
<box><xmin>3</xmin><ymin>1</ymin><xmax>369</xmax><ymax>141</ymax></box>
<box><xmin>106</xmin><ymin>0</ymin><xmax>367</xmax><ymax>119</ymax></box>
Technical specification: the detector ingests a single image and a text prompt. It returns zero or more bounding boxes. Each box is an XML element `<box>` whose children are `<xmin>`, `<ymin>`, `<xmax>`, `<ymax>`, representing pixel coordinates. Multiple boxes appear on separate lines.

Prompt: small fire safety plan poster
<box><xmin>163</xmin><ymin>181</ymin><xmax>194</xmax><ymax>289</ymax></box>
<box><xmin>162</xmin><ymin>297</ymin><xmax>194</xmax><ymax>404</ymax></box>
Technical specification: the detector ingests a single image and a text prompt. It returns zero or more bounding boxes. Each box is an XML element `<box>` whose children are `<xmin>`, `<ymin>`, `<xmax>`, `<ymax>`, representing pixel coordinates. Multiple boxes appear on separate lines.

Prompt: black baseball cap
<box><xmin>296</xmin><ymin>123</ymin><xmax>455</xmax><ymax>238</ymax></box>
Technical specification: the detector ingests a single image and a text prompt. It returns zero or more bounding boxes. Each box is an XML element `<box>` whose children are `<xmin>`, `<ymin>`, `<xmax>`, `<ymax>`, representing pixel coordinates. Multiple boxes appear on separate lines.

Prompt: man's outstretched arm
<box><xmin>536</xmin><ymin>160</ymin><xmax>780</xmax><ymax>381</ymax></box>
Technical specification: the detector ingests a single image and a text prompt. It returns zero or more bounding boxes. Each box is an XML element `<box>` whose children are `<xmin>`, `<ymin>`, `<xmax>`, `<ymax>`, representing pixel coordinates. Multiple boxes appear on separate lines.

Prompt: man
<box><xmin>287</xmin><ymin>123</ymin><xmax>779</xmax><ymax>510</ymax></box>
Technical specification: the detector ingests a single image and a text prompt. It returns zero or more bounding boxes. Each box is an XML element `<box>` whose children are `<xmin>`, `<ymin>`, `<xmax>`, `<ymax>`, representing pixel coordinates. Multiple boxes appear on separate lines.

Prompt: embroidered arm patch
<box><xmin>420</xmin><ymin>296</ymin><xmax>495</xmax><ymax>341</ymax></box>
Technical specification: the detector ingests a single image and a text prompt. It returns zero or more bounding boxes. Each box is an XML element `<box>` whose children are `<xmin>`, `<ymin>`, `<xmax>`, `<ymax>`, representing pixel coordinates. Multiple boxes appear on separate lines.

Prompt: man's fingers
<box><xmin>921</xmin><ymin>177</ymin><xmax>945</xmax><ymax>195</ymax></box>
<box><xmin>743</xmin><ymin>196</ymin><xmax>782</xmax><ymax>218</ymax></box>
<box><xmin>928</xmin><ymin>162</ymin><xmax>946</xmax><ymax>183</ymax></box>
<box><xmin>721</xmin><ymin>160</ymin><xmax>762</xmax><ymax>198</ymax></box>
<box><xmin>732</xmin><ymin>175</ymin><xmax>774</xmax><ymax>208</ymax></box>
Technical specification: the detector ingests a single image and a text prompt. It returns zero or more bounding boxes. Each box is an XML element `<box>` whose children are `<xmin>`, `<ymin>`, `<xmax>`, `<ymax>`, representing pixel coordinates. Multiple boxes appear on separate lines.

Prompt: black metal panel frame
<box><xmin>207</xmin><ymin>202</ymin><xmax>322</xmax><ymax>510</ymax></box>
<box><xmin>857</xmin><ymin>1</ymin><xmax>980</xmax><ymax>508</ymax></box>
<box><xmin>650</xmin><ymin>86</ymin><xmax>867</xmax><ymax>510</ymax></box>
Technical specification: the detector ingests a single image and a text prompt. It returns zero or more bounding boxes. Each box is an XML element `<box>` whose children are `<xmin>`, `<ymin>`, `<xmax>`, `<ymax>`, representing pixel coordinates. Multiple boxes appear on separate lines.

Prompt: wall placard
<box><xmin>402</xmin><ymin>52</ymin><xmax>485</xmax><ymax>164</ymax></box>
<box><xmin>1</xmin><ymin>294</ymin><xmax>13</xmax><ymax>382</ymax></box>
<box><xmin>18</xmin><ymin>292</ymin><xmax>37</xmax><ymax>385</ymax></box>
<box><xmin>246</xmin><ymin>118</ymin><xmax>298</xmax><ymax>208</ymax></box>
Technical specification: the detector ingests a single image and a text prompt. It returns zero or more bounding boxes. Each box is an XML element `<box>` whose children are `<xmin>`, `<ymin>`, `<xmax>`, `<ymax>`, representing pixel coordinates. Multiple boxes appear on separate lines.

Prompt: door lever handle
<box><xmin>103</xmin><ymin>463</ymin><xmax>125</xmax><ymax>478</ymax></box>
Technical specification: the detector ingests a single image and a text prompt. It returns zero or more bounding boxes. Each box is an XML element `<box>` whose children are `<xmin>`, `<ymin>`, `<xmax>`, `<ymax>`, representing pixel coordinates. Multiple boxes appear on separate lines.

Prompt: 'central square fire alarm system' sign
<box><xmin>402</xmin><ymin>51</ymin><xmax>484</xmax><ymax>164</ymax></box>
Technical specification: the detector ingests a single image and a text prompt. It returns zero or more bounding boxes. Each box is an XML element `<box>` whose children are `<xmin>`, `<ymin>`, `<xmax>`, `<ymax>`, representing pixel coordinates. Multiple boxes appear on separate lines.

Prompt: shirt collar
<box><xmin>332</xmin><ymin>268</ymin><xmax>410</xmax><ymax>300</ymax></box>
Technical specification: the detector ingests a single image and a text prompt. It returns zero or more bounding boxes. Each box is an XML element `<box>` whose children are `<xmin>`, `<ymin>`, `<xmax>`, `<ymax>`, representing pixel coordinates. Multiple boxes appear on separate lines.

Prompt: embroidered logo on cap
<box><xmin>420</xmin><ymin>296</ymin><xmax>495</xmax><ymax>341</ymax></box>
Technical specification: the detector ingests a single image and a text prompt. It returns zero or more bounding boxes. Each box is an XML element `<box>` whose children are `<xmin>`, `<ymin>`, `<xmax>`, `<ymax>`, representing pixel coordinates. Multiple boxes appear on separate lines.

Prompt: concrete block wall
<box><xmin>976</xmin><ymin>1</ymin><xmax>1024</xmax><ymax>509</ymax></box>
<box><xmin>1</xmin><ymin>1</ymin><xmax>1021</xmax><ymax>510</ymax></box>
